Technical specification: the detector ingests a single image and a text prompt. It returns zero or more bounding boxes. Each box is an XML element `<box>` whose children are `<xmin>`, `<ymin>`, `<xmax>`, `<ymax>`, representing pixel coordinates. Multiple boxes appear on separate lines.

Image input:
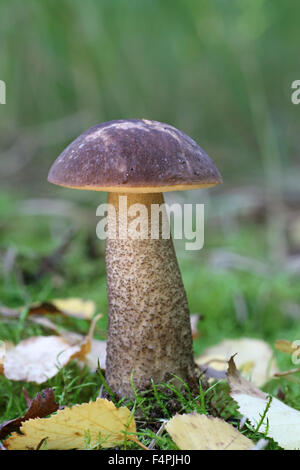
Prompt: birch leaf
<box><xmin>4</xmin><ymin>398</ymin><xmax>137</xmax><ymax>450</ymax></box>
<box><xmin>50</xmin><ymin>298</ymin><xmax>96</xmax><ymax>320</ymax></box>
<box><xmin>165</xmin><ymin>413</ymin><xmax>253</xmax><ymax>450</ymax></box>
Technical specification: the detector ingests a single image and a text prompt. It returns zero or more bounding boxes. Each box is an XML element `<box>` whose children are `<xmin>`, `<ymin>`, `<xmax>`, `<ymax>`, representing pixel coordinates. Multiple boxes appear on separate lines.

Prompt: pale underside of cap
<box><xmin>48</xmin><ymin>119</ymin><xmax>222</xmax><ymax>193</ymax></box>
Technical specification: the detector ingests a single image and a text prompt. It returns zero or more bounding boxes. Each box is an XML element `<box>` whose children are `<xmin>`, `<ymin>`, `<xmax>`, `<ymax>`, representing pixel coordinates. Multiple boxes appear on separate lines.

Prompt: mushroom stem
<box><xmin>105</xmin><ymin>192</ymin><xmax>197</xmax><ymax>398</ymax></box>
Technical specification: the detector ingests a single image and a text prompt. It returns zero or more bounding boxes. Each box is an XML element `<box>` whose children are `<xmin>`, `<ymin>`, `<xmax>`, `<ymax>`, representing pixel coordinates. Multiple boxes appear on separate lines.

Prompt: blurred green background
<box><xmin>0</xmin><ymin>0</ymin><xmax>300</xmax><ymax>361</ymax></box>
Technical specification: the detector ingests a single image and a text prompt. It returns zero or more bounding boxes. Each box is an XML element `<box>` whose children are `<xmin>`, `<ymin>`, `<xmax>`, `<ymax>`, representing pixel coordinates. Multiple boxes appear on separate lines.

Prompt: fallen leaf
<box><xmin>0</xmin><ymin>298</ymin><xmax>96</xmax><ymax>320</ymax></box>
<box><xmin>0</xmin><ymin>315</ymin><xmax>101</xmax><ymax>383</ymax></box>
<box><xmin>227</xmin><ymin>356</ymin><xmax>300</xmax><ymax>450</ymax></box>
<box><xmin>51</xmin><ymin>298</ymin><xmax>96</xmax><ymax>320</ymax></box>
<box><xmin>4</xmin><ymin>398</ymin><xmax>139</xmax><ymax>450</ymax></box>
<box><xmin>196</xmin><ymin>338</ymin><xmax>278</xmax><ymax>386</ymax></box>
<box><xmin>30</xmin><ymin>315</ymin><xmax>107</xmax><ymax>372</ymax></box>
<box><xmin>1</xmin><ymin>336</ymin><xmax>87</xmax><ymax>383</ymax></box>
<box><xmin>0</xmin><ymin>389</ymin><xmax>59</xmax><ymax>440</ymax></box>
<box><xmin>165</xmin><ymin>413</ymin><xmax>253</xmax><ymax>450</ymax></box>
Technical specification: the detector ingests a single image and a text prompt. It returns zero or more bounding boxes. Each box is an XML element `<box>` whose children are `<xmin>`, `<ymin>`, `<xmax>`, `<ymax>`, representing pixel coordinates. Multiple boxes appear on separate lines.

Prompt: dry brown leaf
<box><xmin>4</xmin><ymin>398</ymin><xmax>139</xmax><ymax>450</ymax></box>
<box><xmin>196</xmin><ymin>338</ymin><xmax>278</xmax><ymax>386</ymax></box>
<box><xmin>0</xmin><ymin>389</ymin><xmax>59</xmax><ymax>440</ymax></box>
<box><xmin>227</xmin><ymin>356</ymin><xmax>300</xmax><ymax>450</ymax></box>
<box><xmin>165</xmin><ymin>413</ymin><xmax>253</xmax><ymax>450</ymax></box>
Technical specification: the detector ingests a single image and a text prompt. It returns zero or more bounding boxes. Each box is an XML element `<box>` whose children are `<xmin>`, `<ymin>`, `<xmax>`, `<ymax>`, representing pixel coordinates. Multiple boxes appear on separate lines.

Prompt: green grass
<box><xmin>0</xmin><ymin>190</ymin><xmax>299</xmax><ymax>450</ymax></box>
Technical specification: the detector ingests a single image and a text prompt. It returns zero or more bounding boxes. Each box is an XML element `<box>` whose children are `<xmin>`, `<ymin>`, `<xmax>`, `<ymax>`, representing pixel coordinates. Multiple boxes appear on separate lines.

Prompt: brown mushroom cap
<box><xmin>48</xmin><ymin>119</ymin><xmax>222</xmax><ymax>193</ymax></box>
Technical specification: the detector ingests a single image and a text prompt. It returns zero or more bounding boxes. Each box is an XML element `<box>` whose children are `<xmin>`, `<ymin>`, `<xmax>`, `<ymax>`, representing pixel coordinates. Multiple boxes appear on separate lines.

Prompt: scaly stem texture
<box><xmin>105</xmin><ymin>192</ymin><xmax>196</xmax><ymax>398</ymax></box>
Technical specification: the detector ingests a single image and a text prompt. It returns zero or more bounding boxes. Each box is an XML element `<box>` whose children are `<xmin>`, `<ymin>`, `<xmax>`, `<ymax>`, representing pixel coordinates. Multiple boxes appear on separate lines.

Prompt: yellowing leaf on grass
<box><xmin>165</xmin><ymin>413</ymin><xmax>253</xmax><ymax>450</ymax></box>
<box><xmin>0</xmin><ymin>298</ymin><xmax>96</xmax><ymax>320</ymax></box>
<box><xmin>51</xmin><ymin>298</ymin><xmax>96</xmax><ymax>320</ymax></box>
<box><xmin>196</xmin><ymin>338</ymin><xmax>278</xmax><ymax>386</ymax></box>
<box><xmin>4</xmin><ymin>398</ymin><xmax>138</xmax><ymax>450</ymax></box>
<box><xmin>227</xmin><ymin>356</ymin><xmax>300</xmax><ymax>450</ymax></box>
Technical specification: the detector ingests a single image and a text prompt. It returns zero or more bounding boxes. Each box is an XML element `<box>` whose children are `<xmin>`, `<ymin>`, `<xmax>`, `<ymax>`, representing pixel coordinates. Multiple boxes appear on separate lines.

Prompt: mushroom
<box><xmin>48</xmin><ymin>119</ymin><xmax>222</xmax><ymax>398</ymax></box>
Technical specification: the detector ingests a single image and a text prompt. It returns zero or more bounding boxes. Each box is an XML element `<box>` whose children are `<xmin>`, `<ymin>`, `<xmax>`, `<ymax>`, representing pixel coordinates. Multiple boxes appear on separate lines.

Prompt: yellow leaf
<box><xmin>165</xmin><ymin>413</ymin><xmax>253</xmax><ymax>450</ymax></box>
<box><xmin>4</xmin><ymin>399</ymin><xmax>137</xmax><ymax>450</ymax></box>
<box><xmin>51</xmin><ymin>298</ymin><xmax>96</xmax><ymax>320</ymax></box>
<box><xmin>3</xmin><ymin>298</ymin><xmax>97</xmax><ymax>320</ymax></box>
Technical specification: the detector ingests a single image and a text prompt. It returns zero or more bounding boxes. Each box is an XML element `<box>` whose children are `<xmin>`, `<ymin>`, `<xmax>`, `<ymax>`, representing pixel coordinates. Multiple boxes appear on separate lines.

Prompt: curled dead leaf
<box><xmin>0</xmin><ymin>389</ymin><xmax>59</xmax><ymax>440</ymax></box>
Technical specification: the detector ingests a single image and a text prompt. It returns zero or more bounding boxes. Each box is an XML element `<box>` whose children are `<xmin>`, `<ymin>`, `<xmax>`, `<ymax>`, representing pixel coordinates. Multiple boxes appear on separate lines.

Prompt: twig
<box><xmin>147</xmin><ymin>423</ymin><xmax>165</xmax><ymax>450</ymax></box>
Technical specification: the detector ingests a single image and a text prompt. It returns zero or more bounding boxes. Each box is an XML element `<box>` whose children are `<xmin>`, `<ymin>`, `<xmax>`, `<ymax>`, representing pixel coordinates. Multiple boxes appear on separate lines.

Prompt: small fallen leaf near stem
<box><xmin>0</xmin><ymin>298</ymin><xmax>96</xmax><ymax>320</ymax></box>
<box><xmin>30</xmin><ymin>314</ymin><xmax>107</xmax><ymax>371</ymax></box>
<box><xmin>227</xmin><ymin>356</ymin><xmax>300</xmax><ymax>450</ymax></box>
<box><xmin>1</xmin><ymin>336</ymin><xmax>86</xmax><ymax>383</ymax></box>
<box><xmin>50</xmin><ymin>298</ymin><xmax>96</xmax><ymax>320</ymax></box>
<box><xmin>4</xmin><ymin>398</ymin><xmax>140</xmax><ymax>450</ymax></box>
<box><xmin>0</xmin><ymin>315</ymin><xmax>101</xmax><ymax>383</ymax></box>
<box><xmin>165</xmin><ymin>413</ymin><xmax>253</xmax><ymax>450</ymax></box>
